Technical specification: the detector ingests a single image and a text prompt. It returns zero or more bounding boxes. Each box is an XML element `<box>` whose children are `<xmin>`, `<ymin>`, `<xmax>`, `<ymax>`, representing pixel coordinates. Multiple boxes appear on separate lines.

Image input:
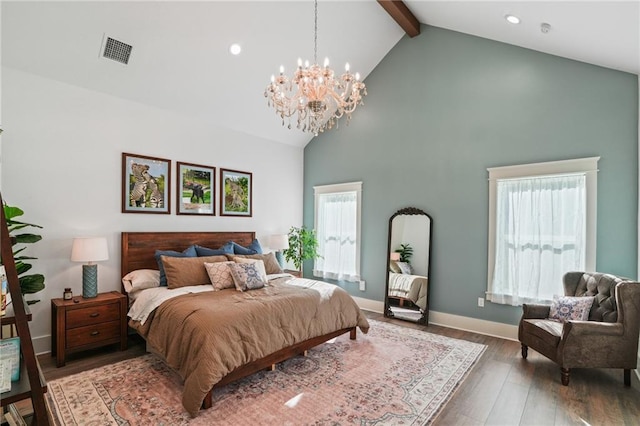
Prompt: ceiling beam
<box><xmin>377</xmin><ymin>0</ymin><xmax>420</xmax><ymax>38</ymax></box>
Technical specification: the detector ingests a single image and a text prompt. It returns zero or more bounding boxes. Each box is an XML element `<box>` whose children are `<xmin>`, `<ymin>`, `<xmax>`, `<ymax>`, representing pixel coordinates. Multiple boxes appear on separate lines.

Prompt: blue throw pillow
<box><xmin>226</xmin><ymin>239</ymin><xmax>263</xmax><ymax>255</ymax></box>
<box><xmin>194</xmin><ymin>244</ymin><xmax>233</xmax><ymax>257</ymax></box>
<box><xmin>155</xmin><ymin>245</ymin><xmax>197</xmax><ymax>286</ymax></box>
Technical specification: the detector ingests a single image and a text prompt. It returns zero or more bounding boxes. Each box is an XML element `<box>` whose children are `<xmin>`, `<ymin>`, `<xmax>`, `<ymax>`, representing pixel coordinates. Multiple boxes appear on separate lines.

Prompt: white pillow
<box><xmin>204</xmin><ymin>261</ymin><xmax>235</xmax><ymax>290</ymax></box>
<box><xmin>122</xmin><ymin>269</ymin><xmax>160</xmax><ymax>293</ymax></box>
<box><xmin>234</xmin><ymin>258</ymin><xmax>268</xmax><ymax>283</ymax></box>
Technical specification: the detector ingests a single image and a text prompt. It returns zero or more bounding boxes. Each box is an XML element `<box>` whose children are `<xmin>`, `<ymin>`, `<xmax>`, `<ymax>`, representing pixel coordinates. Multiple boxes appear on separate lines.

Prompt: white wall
<box><xmin>2</xmin><ymin>67</ymin><xmax>304</xmax><ymax>352</ymax></box>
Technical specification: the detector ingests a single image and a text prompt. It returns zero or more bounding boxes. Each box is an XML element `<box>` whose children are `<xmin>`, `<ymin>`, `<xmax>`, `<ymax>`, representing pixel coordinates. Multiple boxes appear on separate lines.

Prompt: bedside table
<box><xmin>51</xmin><ymin>291</ymin><xmax>127</xmax><ymax>367</ymax></box>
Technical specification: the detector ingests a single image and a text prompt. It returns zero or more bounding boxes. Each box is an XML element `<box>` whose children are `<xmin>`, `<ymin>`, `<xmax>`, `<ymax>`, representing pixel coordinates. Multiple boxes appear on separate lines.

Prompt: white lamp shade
<box><xmin>390</xmin><ymin>252</ymin><xmax>401</xmax><ymax>261</ymax></box>
<box><xmin>71</xmin><ymin>237</ymin><xmax>109</xmax><ymax>263</ymax></box>
<box><xmin>269</xmin><ymin>234</ymin><xmax>289</xmax><ymax>251</ymax></box>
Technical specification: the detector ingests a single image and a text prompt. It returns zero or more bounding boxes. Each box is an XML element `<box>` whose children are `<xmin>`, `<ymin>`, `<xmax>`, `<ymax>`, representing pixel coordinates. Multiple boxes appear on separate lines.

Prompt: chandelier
<box><xmin>264</xmin><ymin>0</ymin><xmax>367</xmax><ymax>136</ymax></box>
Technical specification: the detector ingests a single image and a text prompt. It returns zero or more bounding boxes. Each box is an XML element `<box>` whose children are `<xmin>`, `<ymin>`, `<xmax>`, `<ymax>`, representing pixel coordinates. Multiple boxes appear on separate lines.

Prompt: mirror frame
<box><xmin>384</xmin><ymin>207</ymin><xmax>433</xmax><ymax>325</ymax></box>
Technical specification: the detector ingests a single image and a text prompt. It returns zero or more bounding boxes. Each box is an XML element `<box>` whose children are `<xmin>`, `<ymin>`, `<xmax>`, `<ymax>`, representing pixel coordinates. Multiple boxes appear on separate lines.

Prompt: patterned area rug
<box><xmin>47</xmin><ymin>320</ymin><xmax>486</xmax><ymax>425</ymax></box>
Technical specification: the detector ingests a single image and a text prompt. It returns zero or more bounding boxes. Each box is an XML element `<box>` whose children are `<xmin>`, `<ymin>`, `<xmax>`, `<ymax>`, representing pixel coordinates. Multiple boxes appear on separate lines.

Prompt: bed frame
<box><xmin>120</xmin><ymin>231</ymin><xmax>356</xmax><ymax>411</ymax></box>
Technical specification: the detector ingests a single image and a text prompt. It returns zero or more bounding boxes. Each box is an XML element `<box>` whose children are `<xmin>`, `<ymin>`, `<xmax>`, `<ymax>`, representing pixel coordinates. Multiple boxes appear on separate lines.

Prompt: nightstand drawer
<box><xmin>66</xmin><ymin>320</ymin><xmax>121</xmax><ymax>349</ymax></box>
<box><xmin>66</xmin><ymin>302</ymin><xmax>120</xmax><ymax>328</ymax></box>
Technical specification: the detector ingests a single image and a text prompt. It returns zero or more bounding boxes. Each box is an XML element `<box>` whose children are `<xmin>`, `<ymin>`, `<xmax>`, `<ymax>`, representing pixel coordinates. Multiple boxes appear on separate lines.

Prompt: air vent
<box><xmin>102</xmin><ymin>37</ymin><xmax>132</xmax><ymax>64</ymax></box>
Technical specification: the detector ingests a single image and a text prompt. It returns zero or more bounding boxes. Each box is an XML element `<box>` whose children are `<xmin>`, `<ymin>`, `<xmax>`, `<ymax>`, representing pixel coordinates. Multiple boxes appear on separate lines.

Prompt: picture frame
<box><xmin>122</xmin><ymin>153</ymin><xmax>171</xmax><ymax>214</ymax></box>
<box><xmin>220</xmin><ymin>168</ymin><xmax>252</xmax><ymax>217</ymax></box>
<box><xmin>177</xmin><ymin>162</ymin><xmax>215</xmax><ymax>215</ymax></box>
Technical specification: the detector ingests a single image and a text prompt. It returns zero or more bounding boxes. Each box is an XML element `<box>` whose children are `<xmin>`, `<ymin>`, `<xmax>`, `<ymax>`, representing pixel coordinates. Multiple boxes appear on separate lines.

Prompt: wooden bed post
<box><xmin>350</xmin><ymin>327</ymin><xmax>357</xmax><ymax>340</ymax></box>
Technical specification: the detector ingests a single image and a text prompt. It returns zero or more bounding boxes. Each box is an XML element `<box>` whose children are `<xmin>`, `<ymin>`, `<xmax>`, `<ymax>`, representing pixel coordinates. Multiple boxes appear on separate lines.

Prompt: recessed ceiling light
<box><xmin>505</xmin><ymin>14</ymin><xmax>520</xmax><ymax>24</ymax></box>
<box><xmin>229</xmin><ymin>43</ymin><xmax>242</xmax><ymax>55</ymax></box>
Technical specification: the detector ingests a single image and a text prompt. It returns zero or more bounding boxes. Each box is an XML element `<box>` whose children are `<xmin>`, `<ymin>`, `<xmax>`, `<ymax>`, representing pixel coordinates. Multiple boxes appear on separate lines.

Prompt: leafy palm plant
<box><xmin>395</xmin><ymin>243</ymin><xmax>413</xmax><ymax>264</ymax></box>
<box><xmin>1</xmin><ymin>204</ymin><xmax>45</xmax><ymax>304</ymax></box>
<box><xmin>283</xmin><ymin>226</ymin><xmax>320</xmax><ymax>272</ymax></box>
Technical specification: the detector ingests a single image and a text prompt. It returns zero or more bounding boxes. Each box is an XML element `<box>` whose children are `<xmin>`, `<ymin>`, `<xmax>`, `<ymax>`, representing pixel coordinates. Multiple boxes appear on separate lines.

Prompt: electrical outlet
<box><xmin>359</xmin><ymin>280</ymin><xmax>366</xmax><ymax>291</ymax></box>
<box><xmin>478</xmin><ymin>297</ymin><xmax>485</xmax><ymax>307</ymax></box>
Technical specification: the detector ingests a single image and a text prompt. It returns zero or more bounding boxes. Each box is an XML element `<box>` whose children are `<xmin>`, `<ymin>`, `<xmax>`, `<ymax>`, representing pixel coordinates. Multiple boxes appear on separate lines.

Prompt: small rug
<box><xmin>46</xmin><ymin>320</ymin><xmax>486</xmax><ymax>425</ymax></box>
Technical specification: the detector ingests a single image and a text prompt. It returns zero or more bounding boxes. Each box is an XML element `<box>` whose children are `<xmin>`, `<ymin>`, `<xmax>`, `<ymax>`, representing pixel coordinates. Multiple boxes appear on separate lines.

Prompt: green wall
<box><xmin>303</xmin><ymin>25</ymin><xmax>638</xmax><ymax>325</ymax></box>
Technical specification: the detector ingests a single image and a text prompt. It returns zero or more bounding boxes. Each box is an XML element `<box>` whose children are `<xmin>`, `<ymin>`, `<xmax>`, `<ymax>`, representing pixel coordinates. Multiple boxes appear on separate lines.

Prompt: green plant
<box><xmin>1</xmin><ymin>204</ymin><xmax>45</xmax><ymax>304</ymax></box>
<box><xmin>395</xmin><ymin>243</ymin><xmax>413</xmax><ymax>264</ymax></box>
<box><xmin>283</xmin><ymin>226</ymin><xmax>320</xmax><ymax>271</ymax></box>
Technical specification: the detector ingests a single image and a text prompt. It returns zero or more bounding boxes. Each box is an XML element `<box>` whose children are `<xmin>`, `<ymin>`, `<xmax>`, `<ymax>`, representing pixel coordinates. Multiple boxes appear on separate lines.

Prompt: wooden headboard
<box><xmin>120</xmin><ymin>231</ymin><xmax>256</xmax><ymax>279</ymax></box>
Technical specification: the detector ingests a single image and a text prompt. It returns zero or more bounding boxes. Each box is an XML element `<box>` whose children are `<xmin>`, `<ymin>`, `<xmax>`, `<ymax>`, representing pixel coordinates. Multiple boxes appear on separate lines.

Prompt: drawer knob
<box><xmin>90</xmin><ymin>331</ymin><xmax>100</xmax><ymax>336</ymax></box>
<box><xmin>89</xmin><ymin>312</ymin><xmax>100</xmax><ymax>318</ymax></box>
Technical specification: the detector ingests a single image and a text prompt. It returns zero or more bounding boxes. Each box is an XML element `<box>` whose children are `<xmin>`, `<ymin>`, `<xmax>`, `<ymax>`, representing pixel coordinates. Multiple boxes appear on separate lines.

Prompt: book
<box><xmin>0</xmin><ymin>336</ymin><xmax>20</xmax><ymax>381</ymax></box>
<box><xmin>4</xmin><ymin>411</ymin><xmax>19</xmax><ymax>426</ymax></box>
<box><xmin>8</xmin><ymin>403</ymin><xmax>27</xmax><ymax>426</ymax></box>
<box><xmin>0</xmin><ymin>356</ymin><xmax>11</xmax><ymax>392</ymax></box>
<box><xmin>1</xmin><ymin>265</ymin><xmax>7</xmax><ymax>316</ymax></box>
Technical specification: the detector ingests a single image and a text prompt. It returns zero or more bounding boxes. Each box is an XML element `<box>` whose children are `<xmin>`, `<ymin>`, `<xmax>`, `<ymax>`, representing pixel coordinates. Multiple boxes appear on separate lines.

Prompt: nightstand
<box><xmin>51</xmin><ymin>291</ymin><xmax>127</xmax><ymax>367</ymax></box>
<box><xmin>285</xmin><ymin>269</ymin><xmax>302</xmax><ymax>278</ymax></box>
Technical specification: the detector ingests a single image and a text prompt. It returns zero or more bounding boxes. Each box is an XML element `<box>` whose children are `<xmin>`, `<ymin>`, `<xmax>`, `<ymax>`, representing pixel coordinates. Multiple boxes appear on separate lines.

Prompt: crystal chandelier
<box><xmin>264</xmin><ymin>0</ymin><xmax>367</xmax><ymax>136</ymax></box>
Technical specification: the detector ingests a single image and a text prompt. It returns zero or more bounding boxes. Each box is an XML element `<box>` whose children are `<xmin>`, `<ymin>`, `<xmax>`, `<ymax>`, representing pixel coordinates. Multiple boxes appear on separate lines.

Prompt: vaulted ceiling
<box><xmin>3</xmin><ymin>1</ymin><xmax>638</xmax><ymax>147</ymax></box>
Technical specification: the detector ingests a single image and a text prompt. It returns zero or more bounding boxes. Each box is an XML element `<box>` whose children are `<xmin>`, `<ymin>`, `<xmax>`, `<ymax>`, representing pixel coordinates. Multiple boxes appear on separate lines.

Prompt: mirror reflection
<box><xmin>384</xmin><ymin>207</ymin><xmax>432</xmax><ymax>324</ymax></box>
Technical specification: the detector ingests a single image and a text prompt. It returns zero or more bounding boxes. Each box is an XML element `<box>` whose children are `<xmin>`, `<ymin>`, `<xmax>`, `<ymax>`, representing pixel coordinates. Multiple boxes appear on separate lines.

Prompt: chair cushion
<box><xmin>522</xmin><ymin>319</ymin><xmax>563</xmax><ymax>346</ymax></box>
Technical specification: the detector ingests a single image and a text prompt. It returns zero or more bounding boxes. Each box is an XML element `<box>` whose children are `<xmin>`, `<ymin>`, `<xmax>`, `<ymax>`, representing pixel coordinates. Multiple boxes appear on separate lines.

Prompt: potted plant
<box><xmin>1</xmin><ymin>203</ymin><xmax>45</xmax><ymax>304</ymax></box>
<box><xmin>283</xmin><ymin>226</ymin><xmax>320</xmax><ymax>275</ymax></box>
<box><xmin>395</xmin><ymin>243</ymin><xmax>413</xmax><ymax>264</ymax></box>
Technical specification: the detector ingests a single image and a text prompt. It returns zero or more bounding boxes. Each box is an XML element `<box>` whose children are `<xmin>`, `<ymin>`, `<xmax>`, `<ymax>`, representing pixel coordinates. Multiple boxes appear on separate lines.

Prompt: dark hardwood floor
<box><xmin>38</xmin><ymin>312</ymin><xmax>640</xmax><ymax>425</ymax></box>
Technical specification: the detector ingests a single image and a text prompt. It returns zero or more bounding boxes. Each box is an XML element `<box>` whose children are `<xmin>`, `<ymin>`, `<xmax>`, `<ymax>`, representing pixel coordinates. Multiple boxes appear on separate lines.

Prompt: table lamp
<box><xmin>269</xmin><ymin>234</ymin><xmax>289</xmax><ymax>268</ymax></box>
<box><xmin>71</xmin><ymin>237</ymin><xmax>108</xmax><ymax>298</ymax></box>
<box><xmin>390</xmin><ymin>252</ymin><xmax>401</xmax><ymax>261</ymax></box>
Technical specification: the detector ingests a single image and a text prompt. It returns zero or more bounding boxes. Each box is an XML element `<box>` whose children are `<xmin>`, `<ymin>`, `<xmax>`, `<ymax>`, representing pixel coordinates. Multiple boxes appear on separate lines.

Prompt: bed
<box><xmin>387</xmin><ymin>272</ymin><xmax>428</xmax><ymax>311</ymax></box>
<box><xmin>120</xmin><ymin>231</ymin><xmax>369</xmax><ymax>416</ymax></box>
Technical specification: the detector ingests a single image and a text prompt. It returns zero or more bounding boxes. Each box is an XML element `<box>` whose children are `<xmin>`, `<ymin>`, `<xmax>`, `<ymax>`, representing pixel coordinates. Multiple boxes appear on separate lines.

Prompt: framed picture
<box><xmin>122</xmin><ymin>153</ymin><xmax>171</xmax><ymax>214</ymax></box>
<box><xmin>177</xmin><ymin>162</ymin><xmax>215</xmax><ymax>215</ymax></box>
<box><xmin>220</xmin><ymin>168</ymin><xmax>252</xmax><ymax>217</ymax></box>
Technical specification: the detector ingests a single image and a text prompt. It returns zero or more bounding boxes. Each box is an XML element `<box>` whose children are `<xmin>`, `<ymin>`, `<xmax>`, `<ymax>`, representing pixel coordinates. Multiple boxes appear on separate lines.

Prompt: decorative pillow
<box><xmin>223</xmin><ymin>239</ymin><xmax>263</xmax><ymax>255</ymax></box>
<box><xmin>233</xmin><ymin>258</ymin><xmax>268</xmax><ymax>283</ymax></box>
<box><xmin>161</xmin><ymin>255</ymin><xmax>228</xmax><ymax>289</ymax></box>
<box><xmin>548</xmin><ymin>296</ymin><xmax>595</xmax><ymax>322</ymax></box>
<box><xmin>155</xmin><ymin>246</ymin><xmax>197</xmax><ymax>286</ymax></box>
<box><xmin>195</xmin><ymin>244</ymin><xmax>233</xmax><ymax>257</ymax></box>
<box><xmin>204</xmin><ymin>261</ymin><xmax>235</xmax><ymax>290</ymax></box>
<box><xmin>230</xmin><ymin>252</ymin><xmax>283</xmax><ymax>275</ymax></box>
<box><xmin>395</xmin><ymin>261</ymin><xmax>413</xmax><ymax>275</ymax></box>
<box><xmin>122</xmin><ymin>269</ymin><xmax>160</xmax><ymax>293</ymax></box>
<box><xmin>229</xmin><ymin>262</ymin><xmax>267</xmax><ymax>291</ymax></box>
<box><xmin>389</xmin><ymin>260</ymin><xmax>401</xmax><ymax>273</ymax></box>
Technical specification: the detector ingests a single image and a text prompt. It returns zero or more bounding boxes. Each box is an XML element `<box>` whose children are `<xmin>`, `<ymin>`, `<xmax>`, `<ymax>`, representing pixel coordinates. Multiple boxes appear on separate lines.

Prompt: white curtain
<box><xmin>314</xmin><ymin>191</ymin><xmax>359</xmax><ymax>282</ymax></box>
<box><xmin>488</xmin><ymin>174</ymin><xmax>586</xmax><ymax>305</ymax></box>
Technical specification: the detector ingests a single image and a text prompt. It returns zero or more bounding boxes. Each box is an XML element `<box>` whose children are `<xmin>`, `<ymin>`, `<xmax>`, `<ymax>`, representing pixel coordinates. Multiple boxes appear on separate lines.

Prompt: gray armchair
<box><xmin>519</xmin><ymin>271</ymin><xmax>640</xmax><ymax>386</ymax></box>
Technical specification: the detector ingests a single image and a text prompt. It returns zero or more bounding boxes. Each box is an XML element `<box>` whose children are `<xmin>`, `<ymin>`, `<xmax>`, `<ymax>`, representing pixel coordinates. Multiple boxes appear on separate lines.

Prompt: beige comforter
<box><xmin>388</xmin><ymin>272</ymin><xmax>428</xmax><ymax>310</ymax></box>
<box><xmin>129</xmin><ymin>277</ymin><xmax>369</xmax><ymax>416</ymax></box>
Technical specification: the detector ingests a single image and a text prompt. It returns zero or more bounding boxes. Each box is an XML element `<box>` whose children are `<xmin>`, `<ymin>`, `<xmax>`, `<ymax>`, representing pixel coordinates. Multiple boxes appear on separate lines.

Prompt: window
<box><xmin>313</xmin><ymin>182</ymin><xmax>362</xmax><ymax>282</ymax></box>
<box><xmin>487</xmin><ymin>157</ymin><xmax>599</xmax><ymax>305</ymax></box>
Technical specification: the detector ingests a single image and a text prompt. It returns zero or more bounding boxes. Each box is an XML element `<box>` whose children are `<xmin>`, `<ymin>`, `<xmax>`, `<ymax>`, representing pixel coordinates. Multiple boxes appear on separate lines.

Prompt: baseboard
<box><xmin>32</xmin><ymin>334</ymin><xmax>51</xmax><ymax>356</ymax></box>
<box><xmin>352</xmin><ymin>297</ymin><xmax>518</xmax><ymax>341</ymax></box>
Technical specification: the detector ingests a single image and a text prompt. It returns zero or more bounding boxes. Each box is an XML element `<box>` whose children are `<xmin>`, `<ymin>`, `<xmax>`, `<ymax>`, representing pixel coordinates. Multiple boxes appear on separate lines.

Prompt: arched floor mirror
<box><xmin>384</xmin><ymin>207</ymin><xmax>432</xmax><ymax>325</ymax></box>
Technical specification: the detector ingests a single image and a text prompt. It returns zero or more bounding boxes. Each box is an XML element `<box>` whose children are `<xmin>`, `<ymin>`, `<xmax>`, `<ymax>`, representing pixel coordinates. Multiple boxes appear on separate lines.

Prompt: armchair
<box><xmin>518</xmin><ymin>271</ymin><xmax>640</xmax><ymax>386</ymax></box>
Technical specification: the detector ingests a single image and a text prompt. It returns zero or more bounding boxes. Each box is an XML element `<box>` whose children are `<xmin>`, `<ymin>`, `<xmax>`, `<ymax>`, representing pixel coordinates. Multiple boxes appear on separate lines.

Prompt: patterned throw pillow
<box><xmin>204</xmin><ymin>261</ymin><xmax>235</xmax><ymax>290</ymax></box>
<box><xmin>548</xmin><ymin>296</ymin><xmax>595</xmax><ymax>322</ymax></box>
<box><xmin>229</xmin><ymin>262</ymin><xmax>267</xmax><ymax>291</ymax></box>
<box><xmin>233</xmin><ymin>258</ymin><xmax>268</xmax><ymax>282</ymax></box>
<box><xmin>395</xmin><ymin>261</ymin><xmax>413</xmax><ymax>275</ymax></box>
